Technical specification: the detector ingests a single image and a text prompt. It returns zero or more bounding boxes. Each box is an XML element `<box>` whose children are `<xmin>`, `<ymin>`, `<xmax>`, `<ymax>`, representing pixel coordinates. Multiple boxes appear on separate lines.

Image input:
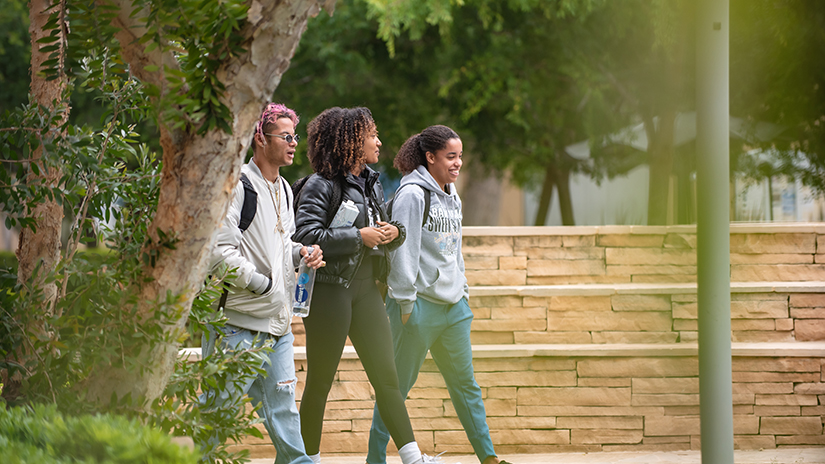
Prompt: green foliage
<box><xmin>0</xmin><ymin>0</ymin><xmax>30</xmax><ymax>112</ymax></box>
<box><xmin>0</xmin><ymin>403</ymin><xmax>198</xmax><ymax>464</ymax></box>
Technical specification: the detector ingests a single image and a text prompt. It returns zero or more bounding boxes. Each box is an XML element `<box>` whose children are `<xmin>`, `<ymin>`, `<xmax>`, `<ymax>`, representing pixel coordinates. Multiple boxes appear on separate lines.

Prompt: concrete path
<box><xmin>249</xmin><ymin>448</ymin><xmax>825</xmax><ymax>464</ymax></box>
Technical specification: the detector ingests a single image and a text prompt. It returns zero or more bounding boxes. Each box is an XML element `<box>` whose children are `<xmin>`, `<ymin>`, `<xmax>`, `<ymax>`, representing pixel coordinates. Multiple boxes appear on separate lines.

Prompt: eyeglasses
<box><xmin>265</xmin><ymin>133</ymin><xmax>300</xmax><ymax>144</ymax></box>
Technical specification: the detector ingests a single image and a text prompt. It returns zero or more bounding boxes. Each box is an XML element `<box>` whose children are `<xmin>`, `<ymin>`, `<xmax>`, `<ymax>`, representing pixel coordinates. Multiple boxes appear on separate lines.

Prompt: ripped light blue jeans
<box><xmin>200</xmin><ymin>325</ymin><xmax>312</xmax><ymax>464</ymax></box>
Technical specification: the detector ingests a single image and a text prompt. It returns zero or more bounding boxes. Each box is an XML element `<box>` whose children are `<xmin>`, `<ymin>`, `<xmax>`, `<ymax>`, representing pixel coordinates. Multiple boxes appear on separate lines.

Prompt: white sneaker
<box><xmin>419</xmin><ymin>452</ymin><xmax>460</xmax><ymax>464</ymax></box>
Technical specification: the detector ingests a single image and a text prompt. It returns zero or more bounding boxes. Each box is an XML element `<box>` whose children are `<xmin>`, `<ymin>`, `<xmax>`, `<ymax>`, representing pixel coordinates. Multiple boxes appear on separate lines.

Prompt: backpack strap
<box><xmin>328</xmin><ymin>176</ymin><xmax>344</xmax><ymax>227</ymax></box>
<box><xmin>388</xmin><ymin>183</ymin><xmax>430</xmax><ymax>228</ymax></box>
<box><xmin>238</xmin><ymin>173</ymin><xmax>258</xmax><ymax>233</ymax></box>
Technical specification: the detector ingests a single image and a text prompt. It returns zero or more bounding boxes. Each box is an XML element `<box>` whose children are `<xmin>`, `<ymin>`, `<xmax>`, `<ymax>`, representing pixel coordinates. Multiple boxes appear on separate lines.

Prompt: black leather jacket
<box><xmin>292</xmin><ymin>167</ymin><xmax>405</xmax><ymax>288</ymax></box>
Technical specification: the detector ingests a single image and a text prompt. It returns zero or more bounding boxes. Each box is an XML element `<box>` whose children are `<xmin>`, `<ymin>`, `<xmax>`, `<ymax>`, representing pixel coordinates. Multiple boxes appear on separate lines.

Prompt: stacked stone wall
<box><xmin>241</xmin><ymin>224</ymin><xmax>825</xmax><ymax>458</ymax></box>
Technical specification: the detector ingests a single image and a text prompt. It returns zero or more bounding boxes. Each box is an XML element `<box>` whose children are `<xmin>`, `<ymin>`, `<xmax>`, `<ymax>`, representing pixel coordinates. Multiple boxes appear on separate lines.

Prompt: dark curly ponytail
<box><xmin>393</xmin><ymin>125</ymin><xmax>460</xmax><ymax>175</ymax></box>
<box><xmin>307</xmin><ymin>107</ymin><xmax>375</xmax><ymax>179</ymax></box>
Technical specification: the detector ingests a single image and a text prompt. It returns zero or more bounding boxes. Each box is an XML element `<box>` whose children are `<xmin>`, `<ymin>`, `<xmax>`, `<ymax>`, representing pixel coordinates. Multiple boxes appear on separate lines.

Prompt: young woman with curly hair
<box><xmin>367</xmin><ymin>125</ymin><xmax>512</xmax><ymax>464</ymax></box>
<box><xmin>293</xmin><ymin>107</ymin><xmax>441</xmax><ymax>464</ymax></box>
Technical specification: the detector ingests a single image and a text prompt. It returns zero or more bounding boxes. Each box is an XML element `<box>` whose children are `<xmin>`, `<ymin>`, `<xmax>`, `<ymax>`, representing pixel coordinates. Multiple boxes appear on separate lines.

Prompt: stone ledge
<box><xmin>464</xmin><ymin>222</ymin><xmax>825</xmax><ymax>237</ymax></box>
<box><xmin>180</xmin><ymin>342</ymin><xmax>825</xmax><ymax>362</ymax></box>
<box><xmin>470</xmin><ymin>281</ymin><xmax>825</xmax><ymax>297</ymax></box>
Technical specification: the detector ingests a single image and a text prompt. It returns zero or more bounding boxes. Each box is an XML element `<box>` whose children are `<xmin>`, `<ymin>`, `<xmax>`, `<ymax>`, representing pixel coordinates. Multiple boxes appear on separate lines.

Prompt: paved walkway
<box><xmin>249</xmin><ymin>448</ymin><xmax>825</xmax><ymax>464</ymax></box>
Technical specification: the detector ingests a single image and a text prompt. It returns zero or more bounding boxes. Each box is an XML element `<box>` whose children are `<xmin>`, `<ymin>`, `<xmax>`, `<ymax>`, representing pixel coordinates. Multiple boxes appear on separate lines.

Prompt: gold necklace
<box><xmin>267</xmin><ymin>177</ymin><xmax>284</xmax><ymax>234</ymax></box>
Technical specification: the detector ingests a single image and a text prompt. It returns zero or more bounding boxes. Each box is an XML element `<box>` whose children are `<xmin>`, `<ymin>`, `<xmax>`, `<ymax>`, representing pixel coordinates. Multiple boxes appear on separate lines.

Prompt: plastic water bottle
<box><xmin>292</xmin><ymin>246</ymin><xmax>316</xmax><ymax>317</ymax></box>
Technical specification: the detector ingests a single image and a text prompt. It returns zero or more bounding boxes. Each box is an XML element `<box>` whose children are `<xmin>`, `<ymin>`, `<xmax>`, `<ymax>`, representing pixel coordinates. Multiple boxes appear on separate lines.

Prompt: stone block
<box><xmin>563</xmin><ymin>235</ymin><xmax>596</xmax><ymax>247</ymax></box>
<box><xmin>465</xmin><ymin>270</ymin><xmax>527</xmax><ymax>286</ymax></box>
<box><xmin>499</xmin><ymin>256</ymin><xmax>527</xmax><ymax>270</ymax></box>
<box><xmin>760</xmin><ymin>416</ymin><xmax>823</xmax><ymax>435</ymax></box>
<box><xmin>548</xmin><ymin>311</ymin><xmax>672</xmax><ymax>332</ymax></box>
<box><xmin>731</xmin><ymin>319</ymin><xmax>776</xmax><ymax>331</ymax></box>
<box><xmin>490</xmin><ymin>306</ymin><xmax>547</xmax><ymax>320</ymax></box>
<box><xmin>607</xmin><ymin>265</ymin><xmax>697</xmax><ymax>276</ymax></box>
<box><xmin>790</xmin><ymin>294</ymin><xmax>825</xmax><ymax>307</ymax></box>
<box><xmin>734</xmin><ymin>372</ymin><xmax>819</xmax><ymax>383</ymax></box>
<box><xmin>597</xmin><ymin>234</ymin><xmax>664</xmax><ymax>247</ymax></box>
<box><xmin>730</xmin><ymin>233</ymin><xmax>816</xmax><ymax>254</ymax></box>
<box><xmin>529</xmin><ymin>358</ymin><xmax>579</xmax><ymax>371</ymax></box>
<box><xmin>414</xmin><ymin>372</ymin><xmax>448</xmax><ymax>388</ymax></box>
<box><xmin>733</xmin><ymin>358</ymin><xmax>821</xmax><ymax>372</ymax></box>
<box><xmin>672</xmin><ymin>294</ymin><xmax>698</xmax><ymax>302</ymax></box>
<box><xmin>514</xmin><ymin>331</ymin><xmax>592</xmax><ymax>344</ymax></box>
<box><xmin>733</xmin><ymin>383</ymin><xmax>794</xmax><ymax>394</ymax></box>
<box><xmin>632</xmin><ymin>377</ymin><xmax>698</xmax><ymax>394</ymax></box>
<box><xmin>472</xmin><ymin>295</ymin><xmax>523</xmax><ymax>308</ymax></box>
<box><xmin>604</xmin><ymin>443</ymin><xmax>691</xmax><ymax>452</ymax></box>
<box><xmin>463</xmin><ymin>256</ymin><xmax>499</xmax><ymax>270</ymax></box>
<box><xmin>644</xmin><ymin>436</ymin><xmax>691</xmax><ymax>444</ymax></box>
<box><xmin>513</xmin><ymin>235</ymin><xmax>562</xmax><ymax>248</ymax></box>
<box><xmin>556</xmin><ymin>416</ymin><xmax>643</xmax><ymax>429</ymax></box>
<box><xmin>791</xmin><ymin>308</ymin><xmax>825</xmax><ymax>318</ymax></box>
<box><xmin>679</xmin><ymin>332</ymin><xmax>698</xmax><ymax>342</ymax></box>
<box><xmin>518</xmin><ymin>387</ymin><xmax>631</xmax><ymax>406</ymax></box>
<box><xmin>445</xmin><ymin>398</ymin><xmax>516</xmax><ymax>417</ymax></box>
<box><xmin>819</xmin><ymin>234</ymin><xmax>825</xmax><ymax>251</ymax></box>
<box><xmin>731</xmin><ymin>264</ymin><xmax>825</xmax><ymax>282</ymax></box>
<box><xmin>572</xmin><ymin>429</ymin><xmax>643</xmax><ymax>444</ymax></box>
<box><xmin>754</xmin><ymin>394</ymin><xmax>819</xmax><ymax>406</ymax></box>
<box><xmin>529</xmin><ymin>275</ymin><xmax>632</xmax><ymax>285</ymax></box>
<box><xmin>795</xmin><ymin>319</ymin><xmax>825</xmax><ymax>341</ymax></box>
<box><xmin>606</xmin><ymin>247</ymin><xmax>696</xmax><ymax>266</ymax></box>
<box><xmin>486</xmin><ymin>429</ymin><xmax>571</xmax><ymax>445</ymax></box>
<box><xmin>517</xmin><ymin>405</ymin><xmax>665</xmax><ymax>417</ymax></box>
<box><xmin>462</xmin><ymin>236</ymin><xmax>514</xmax><ymax>256</ymax></box>
<box><xmin>734</xmin><ymin>415</ymin><xmax>761</xmax><ymax>434</ymax></box>
<box><xmin>730</xmin><ymin>253</ymin><xmax>814</xmax><ymax>264</ymax></box>
<box><xmin>645</xmin><ymin>416</ymin><xmax>699</xmax><ymax>436</ymax></box>
<box><xmin>591</xmin><ymin>332</ymin><xmax>679</xmax><ymax>344</ymax></box>
<box><xmin>578</xmin><ymin>378</ymin><xmax>632</xmax><ymax>387</ymax></box>
<box><xmin>475</xmin><ymin>370</ymin><xmax>578</xmax><ymax>387</ymax></box>
<box><xmin>408</xmin><ymin>387</ymin><xmax>450</xmax><ymax>399</ymax></box>
<box><xmin>632</xmin><ymin>275</ymin><xmax>697</xmax><ymax>283</ymax></box>
<box><xmin>753</xmin><ymin>406</ymin><xmax>800</xmax><ymax>416</ymax></box>
<box><xmin>612</xmin><ymin>295</ymin><xmax>671</xmax><ymax>312</ymax></box>
<box><xmin>734</xmin><ymin>435</ymin><xmax>776</xmax><ymax>450</ymax></box>
<box><xmin>471</xmin><ymin>318</ymin><xmax>546</xmax><ymax>332</ymax></box>
<box><xmin>470</xmin><ymin>331</ymin><xmax>514</xmax><ymax>345</ymax></box>
<box><xmin>732</xmin><ymin>300</ymin><xmax>790</xmax><ymax>319</ymax></box>
<box><xmin>673</xmin><ymin>319</ymin><xmax>697</xmax><ymax>331</ymax></box>
<box><xmin>471</xmin><ymin>306</ymin><xmax>492</xmax><ymax>319</ymax></box>
<box><xmin>487</xmin><ymin>387</ymin><xmax>517</xmax><ymax>398</ymax></box>
<box><xmin>578</xmin><ymin>358</ymin><xmax>698</xmax><ymax>378</ymax></box>
<box><xmin>632</xmin><ymin>394</ymin><xmax>700</xmax><ymax>406</ymax></box>
<box><xmin>776</xmin><ymin>435</ymin><xmax>825</xmax><ymax>445</ymax></box>
<box><xmin>817</xmin><ymin>254</ymin><xmax>825</xmax><ymax>264</ymax></box>
<box><xmin>522</xmin><ymin>246</ymin><xmax>604</xmax><ymax>260</ymax></box>
<box><xmin>794</xmin><ymin>383</ymin><xmax>825</xmax><ymax>394</ymax></box>
<box><xmin>472</xmin><ymin>358</ymin><xmax>532</xmax><ymax>372</ymax></box>
<box><xmin>327</xmin><ymin>381</ymin><xmax>372</xmax><ymax>401</ymax></box>
<box><xmin>732</xmin><ymin>331</ymin><xmax>795</xmax><ymax>343</ymax></box>
<box><xmin>317</xmin><ymin>431</ymin><xmax>370</xmax><ymax>453</ymax></box>
<box><xmin>487</xmin><ymin>416</ymin><xmax>557</xmax><ymax>429</ymax></box>
<box><xmin>338</xmin><ymin>370</ymin><xmax>369</xmax><ymax>382</ymax></box>
<box><xmin>775</xmin><ymin>318</ymin><xmax>794</xmax><ymax>331</ymax></box>
<box><xmin>549</xmin><ymin>296</ymin><xmax>612</xmax><ymax>311</ymax></box>
<box><xmin>663</xmin><ymin>233</ymin><xmax>697</xmax><ymax>249</ymax></box>
<box><xmin>527</xmin><ymin>259</ymin><xmax>605</xmax><ymax>276</ymax></box>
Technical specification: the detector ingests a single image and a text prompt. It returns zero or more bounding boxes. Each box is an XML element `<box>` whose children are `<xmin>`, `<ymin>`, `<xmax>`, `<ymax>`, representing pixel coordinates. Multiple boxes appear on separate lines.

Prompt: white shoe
<box><xmin>419</xmin><ymin>452</ymin><xmax>460</xmax><ymax>464</ymax></box>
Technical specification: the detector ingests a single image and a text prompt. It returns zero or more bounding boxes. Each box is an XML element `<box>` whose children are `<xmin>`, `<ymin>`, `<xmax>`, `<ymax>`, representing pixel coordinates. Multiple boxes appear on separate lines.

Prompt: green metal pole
<box><xmin>696</xmin><ymin>0</ymin><xmax>734</xmax><ymax>463</ymax></box>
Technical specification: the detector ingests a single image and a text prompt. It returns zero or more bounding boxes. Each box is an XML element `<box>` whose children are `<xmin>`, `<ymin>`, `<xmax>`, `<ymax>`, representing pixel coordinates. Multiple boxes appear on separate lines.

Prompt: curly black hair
<box><xmin>306</xmin><ymin>107</ymin><xmax>375</xmax><ymax>179</ymax></box>
<box><xmin>393</xmin><ymin>125</ymin><xmax>460</xmax><ymax>175</ymax></box>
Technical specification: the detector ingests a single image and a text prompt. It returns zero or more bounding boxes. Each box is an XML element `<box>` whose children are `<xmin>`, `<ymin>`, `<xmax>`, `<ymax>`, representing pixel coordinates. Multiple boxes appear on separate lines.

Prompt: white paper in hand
<box><xmin>330</xmin><ymin>200</ymin><xmax>359</xmax><ymax>228</ymax></box>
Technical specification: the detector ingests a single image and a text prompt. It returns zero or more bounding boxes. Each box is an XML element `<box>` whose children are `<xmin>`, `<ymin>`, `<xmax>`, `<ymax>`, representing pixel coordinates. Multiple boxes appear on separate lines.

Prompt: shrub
<box><xmin>0</xmin><ymin>404</ymin><xmax>199</xmax><ymax>464</ymax></box>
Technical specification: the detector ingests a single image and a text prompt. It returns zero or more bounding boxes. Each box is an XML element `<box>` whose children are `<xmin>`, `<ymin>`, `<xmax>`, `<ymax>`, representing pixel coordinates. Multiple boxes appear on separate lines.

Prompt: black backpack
<box><xmin>387</xmin><ymin>183</ymin><xmax>431</xmax><ymax>228</ymax></box>
<box><xmin>291</xmin><ymin>174</ymin><xmax>345</xmax><ymax>227</ymax></box>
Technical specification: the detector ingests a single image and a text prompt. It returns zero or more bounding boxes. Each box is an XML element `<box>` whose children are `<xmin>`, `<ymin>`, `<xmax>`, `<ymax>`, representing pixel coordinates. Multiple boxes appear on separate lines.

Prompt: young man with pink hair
<box><xmin>201</xmin><ymin>103</ymin><xmax>324</xmax><ymax>463</ymax></box>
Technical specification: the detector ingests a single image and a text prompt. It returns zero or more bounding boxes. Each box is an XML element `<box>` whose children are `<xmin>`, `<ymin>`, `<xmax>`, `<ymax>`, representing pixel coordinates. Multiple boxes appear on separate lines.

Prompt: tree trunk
<box><xmin>556</xmin><ymin>166</ymin><xmax>575</xmax><ymax>226</ymax></box>
<box><xmin>645</xmin><ymin>111</ymin><xmax>676</xmax><ymax>225</ymax></box>
<box><xmin>4</xmin><ymin>0</ymin><xmax>69</xmax><ymax>402</ymax></box>
<box><xmin>82</xmin><ymin>0</ymin><xmax>335</xmax><ymax>407</ymax></box>
<box><xmin>16</xmin><ymin>0</ymin><xmax>67</xmax><ymax>298</ymax></box>
<box><xmin>534</xmin><ymin>164</ymin><xmax>556</xmax><ymax>226</ymax></box>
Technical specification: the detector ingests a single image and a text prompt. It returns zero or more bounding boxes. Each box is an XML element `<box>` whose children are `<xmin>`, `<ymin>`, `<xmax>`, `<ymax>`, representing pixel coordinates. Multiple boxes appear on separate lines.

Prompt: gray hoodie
<box><xmin>388</xmin><ymin>165</ymin><xmax>469</xmax><ymax>315</ymax></box>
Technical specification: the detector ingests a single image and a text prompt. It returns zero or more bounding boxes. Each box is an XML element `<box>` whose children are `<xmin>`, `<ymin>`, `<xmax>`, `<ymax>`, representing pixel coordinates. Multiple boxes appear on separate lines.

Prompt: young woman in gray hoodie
<box><xmin>367</xmin><ymin>125</ymin><xmax>511</xmax><ymax>464</ymax></box>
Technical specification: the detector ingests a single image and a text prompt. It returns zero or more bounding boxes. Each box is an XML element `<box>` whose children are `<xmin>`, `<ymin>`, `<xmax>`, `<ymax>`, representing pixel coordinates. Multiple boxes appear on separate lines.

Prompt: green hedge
<box><xmin>0</xmin><ymin>404</ymin><xmax>199</xmax><ymax>464</ymax></box>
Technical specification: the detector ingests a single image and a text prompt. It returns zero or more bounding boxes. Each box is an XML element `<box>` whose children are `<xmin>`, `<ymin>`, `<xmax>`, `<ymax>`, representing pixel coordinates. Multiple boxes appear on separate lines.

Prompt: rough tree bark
<box><xmin>82</xmin><ymin>0</ymin><xmax>336</xmax><ymax>407</ymax></box>
<box><xmin>16</xmin><ymin>0</ymin><xmax>67</xmax><ymax>302</ymax></box>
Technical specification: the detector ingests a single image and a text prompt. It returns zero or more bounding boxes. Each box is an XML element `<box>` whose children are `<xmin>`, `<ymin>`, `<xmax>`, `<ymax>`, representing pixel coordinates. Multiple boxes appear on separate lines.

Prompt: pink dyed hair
<box><xmin>255</xmin><ymin>103</ymin><xmax>299</xmax><ymax>138</ymax></box>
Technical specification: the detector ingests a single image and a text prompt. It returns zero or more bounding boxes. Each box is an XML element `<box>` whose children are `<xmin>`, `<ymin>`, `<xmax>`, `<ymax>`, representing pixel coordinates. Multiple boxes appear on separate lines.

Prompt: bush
<box><xmin>0</xmin><ymin>404</ymin><xmax>199</xmax><ymax>464</ymax></box>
